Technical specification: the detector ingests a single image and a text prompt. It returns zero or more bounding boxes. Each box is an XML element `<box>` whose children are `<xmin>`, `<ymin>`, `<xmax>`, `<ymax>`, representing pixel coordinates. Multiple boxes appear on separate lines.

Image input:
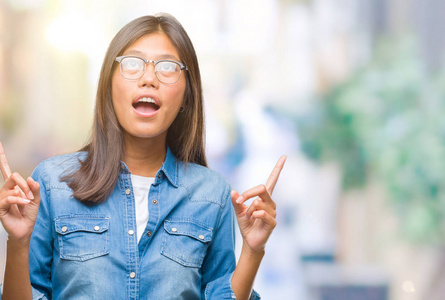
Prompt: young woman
<box><xmin>0</xmin><ymin>14</ymin><xmax>285</xmax><ymax>300</ymax></box>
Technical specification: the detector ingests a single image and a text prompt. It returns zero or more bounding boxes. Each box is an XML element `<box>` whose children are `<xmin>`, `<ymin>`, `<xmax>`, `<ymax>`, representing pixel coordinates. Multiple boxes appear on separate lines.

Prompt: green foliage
<box><xmin>298</xmin><ymin>37</ymin><xmax>445</xmax><ymax>243</ymax></box>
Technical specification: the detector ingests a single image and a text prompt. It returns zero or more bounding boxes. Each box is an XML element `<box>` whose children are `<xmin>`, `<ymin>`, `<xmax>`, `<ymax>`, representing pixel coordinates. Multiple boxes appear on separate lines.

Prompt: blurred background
<box><xmin>0</xmin><ymin>0</ymin><xmax>444</xmax><ymax>299</ymax></box>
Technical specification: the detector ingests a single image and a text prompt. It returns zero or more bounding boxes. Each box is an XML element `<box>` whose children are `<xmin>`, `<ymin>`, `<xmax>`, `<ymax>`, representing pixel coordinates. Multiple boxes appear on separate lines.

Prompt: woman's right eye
<box><xmin>123</xmin><ymin>58</ymin><xmax>142</xmax><ymax>70</ymax></box>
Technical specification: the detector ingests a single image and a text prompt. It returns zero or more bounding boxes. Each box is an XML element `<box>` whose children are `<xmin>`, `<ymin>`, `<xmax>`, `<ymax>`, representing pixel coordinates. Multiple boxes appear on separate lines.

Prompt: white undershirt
<box><xmin>130</xmin><ymin>174</ymin><xmax>155</xmax><ymax>243</ymax></box>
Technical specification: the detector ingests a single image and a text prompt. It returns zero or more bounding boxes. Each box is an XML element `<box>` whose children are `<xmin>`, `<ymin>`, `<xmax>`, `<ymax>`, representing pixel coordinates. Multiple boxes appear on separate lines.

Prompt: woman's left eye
<box><xmin>157</xmin><ymin>62</ymin><xmax>177</xmax><ymax>72</ymax></box>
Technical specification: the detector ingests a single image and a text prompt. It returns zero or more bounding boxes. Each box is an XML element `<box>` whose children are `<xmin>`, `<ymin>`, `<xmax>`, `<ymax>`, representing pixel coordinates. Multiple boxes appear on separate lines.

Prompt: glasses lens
<box><xmin>155</xmin><ymin>61</ymin><xmax>181</xmax><ymax>84</ymax></box>
<box><xmin>120</xmin><ymin>57</ymin><xmax>145</xmax><ymax>79</ymax></box>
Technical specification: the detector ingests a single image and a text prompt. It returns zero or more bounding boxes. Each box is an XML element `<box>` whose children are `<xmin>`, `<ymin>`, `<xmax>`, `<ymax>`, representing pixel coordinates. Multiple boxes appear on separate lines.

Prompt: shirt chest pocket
<box><xmin>161</xmin><ymin>220</ymin><xmax>213</xmax><ymax>268</ymax></box>
<box><xmin>55</xmin><ymin>216</ymin><xmax>110</xmax><ymax>262</ymax></box>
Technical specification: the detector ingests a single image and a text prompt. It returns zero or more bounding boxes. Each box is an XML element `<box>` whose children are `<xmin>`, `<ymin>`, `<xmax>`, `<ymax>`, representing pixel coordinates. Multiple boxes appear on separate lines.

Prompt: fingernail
<box><xmin>22</xmin><ymin>199</ymin><xmax>31</xmax><ymax>204</ymax></box>
<box><xmin>27</xmin><ymin>191</ymin><xmax>34</xmax><ymax>200</ymax></box>
<box><xmin>236</xmin><ymin>196</ymin><xmax>243</xmax><ymax>204</ymax></box>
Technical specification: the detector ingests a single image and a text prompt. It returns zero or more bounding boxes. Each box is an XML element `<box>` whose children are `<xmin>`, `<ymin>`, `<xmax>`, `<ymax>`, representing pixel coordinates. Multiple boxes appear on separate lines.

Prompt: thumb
<box><xmin>27</xmin><ymin>177</ymin><xmax>41</xmax><ymax>205</ymax></box>
<box><xmin>230</xmin><ymin>190</ymin><xmax>245</xmax><ymax>216</ymax></box>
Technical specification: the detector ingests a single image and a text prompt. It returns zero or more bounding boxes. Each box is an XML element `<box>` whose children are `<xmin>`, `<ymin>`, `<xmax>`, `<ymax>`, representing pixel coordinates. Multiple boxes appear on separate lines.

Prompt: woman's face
<box><xmin>111</xmin><ymin>32</ymin><xmax>186</xmax><ymax>143</ymax></box>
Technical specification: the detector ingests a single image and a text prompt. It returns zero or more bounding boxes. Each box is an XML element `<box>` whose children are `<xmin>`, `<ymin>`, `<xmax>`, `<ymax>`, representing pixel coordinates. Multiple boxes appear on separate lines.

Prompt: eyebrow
<box><xmin>123</xmin><ymin>49</ymin><xmax>180</xmax><ymax>61</ymax></box>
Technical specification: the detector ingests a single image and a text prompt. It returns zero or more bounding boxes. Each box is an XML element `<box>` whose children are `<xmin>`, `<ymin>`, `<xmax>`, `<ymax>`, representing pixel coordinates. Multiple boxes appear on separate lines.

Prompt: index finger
<box><xmin>265</xmin><ymin>155</ymin><xmax>287</xmax><ymax>195</ymax></box>
<box><xmin>0</xmin><ymin>142</ymin><xmax>12</xmax><ymax>181</ymax></box>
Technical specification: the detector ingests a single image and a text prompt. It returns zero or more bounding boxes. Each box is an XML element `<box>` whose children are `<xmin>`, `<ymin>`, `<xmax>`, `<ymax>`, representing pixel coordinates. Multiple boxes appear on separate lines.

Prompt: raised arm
<box><xmin>231</xmin><ymin>155</ymin><xmax>286</xmax><ymax>300</ymax></box>
<box><xmin>0</xmin><ymin>142</ymin><xmax>41</xmax><ymax>300</ymax></box>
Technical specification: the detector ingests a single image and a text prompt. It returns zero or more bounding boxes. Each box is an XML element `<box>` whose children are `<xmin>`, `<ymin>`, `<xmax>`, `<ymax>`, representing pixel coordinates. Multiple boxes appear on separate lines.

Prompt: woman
<box><xmin>0</xmin><ymin>14</ymin><xmax>285</xmax><ymax>300</ymax></box>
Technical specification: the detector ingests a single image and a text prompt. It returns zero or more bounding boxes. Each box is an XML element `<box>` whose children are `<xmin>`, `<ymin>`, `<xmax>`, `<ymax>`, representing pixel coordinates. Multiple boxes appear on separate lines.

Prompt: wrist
<box><xmin>241</xmin><ymin>242</ymin><xmax>265</xmax><ymax>259</ymax></box>
<box><xmin>7</xmin><ymin>235</ymin><xmax>31</xmax><ymax>250</ymax></box>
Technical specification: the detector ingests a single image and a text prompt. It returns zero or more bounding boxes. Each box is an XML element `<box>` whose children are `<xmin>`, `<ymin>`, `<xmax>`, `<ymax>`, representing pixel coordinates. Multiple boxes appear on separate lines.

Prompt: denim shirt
<box><xmin>28</xmin><ymin>148</ymin><xmax>260</xmax><ymax>300</ymax></box>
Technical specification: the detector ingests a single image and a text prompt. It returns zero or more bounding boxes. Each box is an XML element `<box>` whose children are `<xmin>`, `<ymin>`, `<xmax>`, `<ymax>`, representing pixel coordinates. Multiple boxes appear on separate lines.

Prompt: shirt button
<box><xmin>146</xmin><ymin>231</ymin><xmax>152</xmax><ymax>237</ymax></box>
<box><xmin>125</xmin><ymin>189</ymin><xmax>131</xmax><ymax>195</ymax></box>
<box><xmin>94</xmin><ymin>226</ymin><xmax>100</xmax><ymax>231</ymax></box>
<box><xmin>130</xmin><ymin>272</ymin><xmax>136</xmax><ymax>279</ymax></box>
<box><xmin>152</xmin><ymin>199</ymin><xmax>158</xmax><ymax>205</ymax></box>
<box><xmin>61</xmin><ymin>226</ymin><xmax>68</xmax><ymax>233</ymax></box>
<box><xmin>199</xmin><ymin>235</ymin><xmax>205</xmax><ymax>240</ymax></box>
<box><xmin>157</xmin><ymin>173</ymin><xmax>161</xmax><ymax>179</ymax></box>
<box><xmin>128</xmin><ymin>230</ymin><xmax>134</xmax><ymax>236</ymax></box>
<box><xmin>171</xmin><ymin>228</ymin><xmax>177</xmax><ymax>232</ymax></box>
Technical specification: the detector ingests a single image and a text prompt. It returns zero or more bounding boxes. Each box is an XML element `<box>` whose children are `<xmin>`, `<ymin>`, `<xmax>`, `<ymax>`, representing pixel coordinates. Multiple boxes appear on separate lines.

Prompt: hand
<box><xmin>0</xmin><ymin>142</ymin><xmax>40</xmax><ymax>243</ymax></box>
<box><xmin>231</xmin><ymin>155</ymin><xmax>286</xmax><ymax>254</ymax></box>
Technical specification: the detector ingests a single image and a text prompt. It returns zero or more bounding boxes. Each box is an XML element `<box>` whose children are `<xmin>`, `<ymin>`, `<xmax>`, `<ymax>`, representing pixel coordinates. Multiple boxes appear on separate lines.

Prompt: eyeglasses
<box><xmin>115</xmin><ymin>55</ymin><xmax>188</xmax><ymax>84</ymax></box>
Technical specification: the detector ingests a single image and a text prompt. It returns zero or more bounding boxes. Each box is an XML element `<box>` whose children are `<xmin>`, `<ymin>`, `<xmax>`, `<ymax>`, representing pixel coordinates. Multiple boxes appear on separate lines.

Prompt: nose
<box><xmin>138</xmin><ymin>62</ymin><xmax>159</xmax><ymax>88</ymax></box>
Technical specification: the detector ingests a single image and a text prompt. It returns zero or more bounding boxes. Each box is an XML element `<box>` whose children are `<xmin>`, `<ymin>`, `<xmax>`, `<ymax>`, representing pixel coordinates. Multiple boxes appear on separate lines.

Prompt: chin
<box><xmin>126</xmin><ymin>129</ymin><xmax>167</xmax><ymax>140</ymax></box>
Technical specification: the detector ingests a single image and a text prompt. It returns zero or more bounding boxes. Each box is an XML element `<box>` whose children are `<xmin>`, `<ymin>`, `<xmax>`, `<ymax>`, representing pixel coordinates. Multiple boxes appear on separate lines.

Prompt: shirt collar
<box><xmin>158</xmin><ymin>147</ymin><xmax>179</xmax><ymax>188</ymax></box>
<box><xmin>119</xmin><ymin>147</ymin><xmax>179</xmax><ymax>188</ymax></box>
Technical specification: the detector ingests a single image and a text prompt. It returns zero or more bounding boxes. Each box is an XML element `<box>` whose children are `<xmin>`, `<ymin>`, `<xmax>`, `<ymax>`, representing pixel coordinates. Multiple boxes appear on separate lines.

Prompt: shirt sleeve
<box><xmin>201</xmin><ymin>182</ymin><xmax>261</xmax><ymax>300</ymax></box>
<box><xmin>0</xmin><ymin>286</ymin><xmax>48</xmax><ymax>300</ymax></box>
<box><xmin>31</xmin><ymin>287</ymin><xmax>48</xmax><ymax>300</ymax></box>
<box><xmin>29</xmin><ymin>162</ymin><xmax>53</xmax><ymax>299</ymax></box>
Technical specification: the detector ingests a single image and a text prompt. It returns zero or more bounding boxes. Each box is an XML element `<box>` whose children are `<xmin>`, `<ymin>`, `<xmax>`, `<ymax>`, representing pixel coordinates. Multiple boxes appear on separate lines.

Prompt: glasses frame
<box><xmin>115</xmin><ymin>55</ymin><xmax>188</xmax><ymax>84</ymax></box>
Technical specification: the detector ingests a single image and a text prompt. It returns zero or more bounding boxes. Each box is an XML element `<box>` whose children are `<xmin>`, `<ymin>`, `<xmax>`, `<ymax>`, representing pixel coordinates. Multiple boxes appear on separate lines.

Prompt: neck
<box><xmin>123</xmin><ymin>134</ymin><xmax>167</xmax><ymax>177</ymax></box>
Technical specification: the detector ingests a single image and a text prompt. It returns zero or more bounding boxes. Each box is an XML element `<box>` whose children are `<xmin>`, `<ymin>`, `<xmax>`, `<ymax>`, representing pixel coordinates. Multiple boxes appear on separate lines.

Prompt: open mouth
<box><xmin>133</xmin><ymin>97</ymin><xmax>160</xmax><ymax>114</ymax></box>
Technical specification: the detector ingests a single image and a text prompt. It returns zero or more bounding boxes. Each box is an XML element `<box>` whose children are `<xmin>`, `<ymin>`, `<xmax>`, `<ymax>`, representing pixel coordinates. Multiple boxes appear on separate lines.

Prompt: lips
<box><xmin>132</xmin><ymin>95</ymin><xmax>160</xmax><ymax>117</ymax></box>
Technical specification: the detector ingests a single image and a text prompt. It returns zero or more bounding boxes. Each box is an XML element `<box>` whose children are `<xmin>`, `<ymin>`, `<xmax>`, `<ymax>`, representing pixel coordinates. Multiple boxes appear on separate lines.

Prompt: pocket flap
<box><xmin>55</xmin><ymin>216</ymin><xmax>110</xmax><ymax>235</ymax></box>
<box><xmin>164</xmin><ymin>220</ymin><xmax>212</xmax><ymax>242</ymax></box>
